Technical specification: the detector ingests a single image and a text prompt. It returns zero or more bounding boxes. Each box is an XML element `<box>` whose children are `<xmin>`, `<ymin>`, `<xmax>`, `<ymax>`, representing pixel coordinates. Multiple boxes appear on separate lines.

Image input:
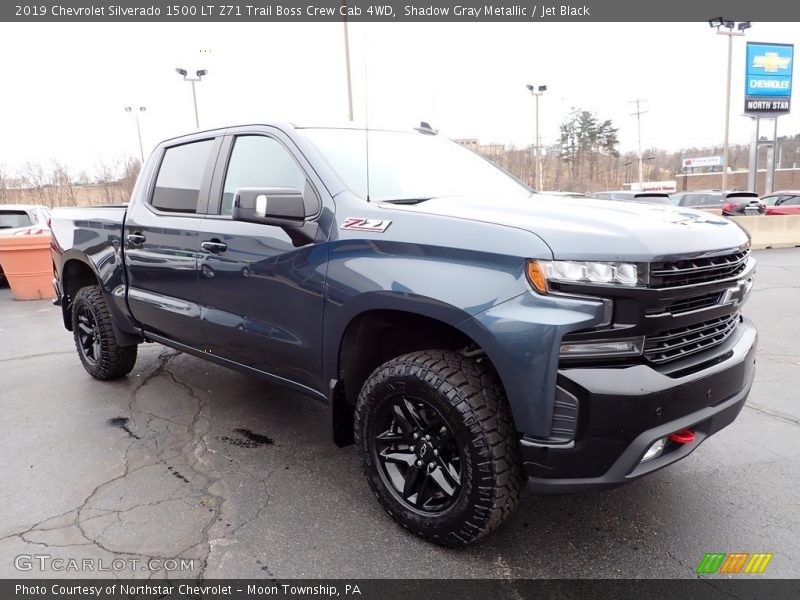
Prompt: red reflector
<box><xmin>669</xmin><ymin>429</ymin><xmax>695</xmax><ymax>444</ymax></box>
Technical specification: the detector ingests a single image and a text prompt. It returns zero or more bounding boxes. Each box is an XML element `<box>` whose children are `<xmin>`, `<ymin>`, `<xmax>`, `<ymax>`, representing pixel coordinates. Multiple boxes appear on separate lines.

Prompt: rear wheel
<box><xmin>71</xmin><ymin>285</ymin><xmax>138</xmax><ymax>380</ymax></box>
<box><xmin>355</xmin><ymin>350</ymin><xmax>524</xmax><ymax>546</ymax></box>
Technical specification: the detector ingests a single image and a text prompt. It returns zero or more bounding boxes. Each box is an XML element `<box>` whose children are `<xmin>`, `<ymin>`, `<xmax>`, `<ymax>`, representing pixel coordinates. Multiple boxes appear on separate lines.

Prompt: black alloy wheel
<box><xmin>355</xmin><ymin>350</ymin><xmax>524</xmax><ymax>546</ymax></box>
<box><xmin>71</xmin><ymin>285</ymin><xmax>138</xmax><ymax>380</ymax></box>
<box><xmin>372</xmin><ymin>395</ymin><xmax>463</xmax><ymax>514</ymax></box>
<box><xmin>75</xmin><ymin>304</ymin><xmax>102</xmax><ymax>365</ymax></box>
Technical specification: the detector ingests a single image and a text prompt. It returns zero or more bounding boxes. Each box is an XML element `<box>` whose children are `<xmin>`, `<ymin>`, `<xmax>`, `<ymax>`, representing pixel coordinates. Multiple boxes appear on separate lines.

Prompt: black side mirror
<box><xmin>232</xmin><ymin>187</ymin><xmax>307</xmax><ymax>225</ymax></box>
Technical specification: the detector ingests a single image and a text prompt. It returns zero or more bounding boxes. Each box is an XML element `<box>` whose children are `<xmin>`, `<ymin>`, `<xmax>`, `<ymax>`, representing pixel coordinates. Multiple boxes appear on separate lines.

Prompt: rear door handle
<box><xmin>201</xmin><ymin>240</ymin><xmax>228</xmax><ymax>254</ymax></box>
<box><xmin>127</xmin><ymin>233</ymin><xmax>146</xmax><ymax>245</ymax></box>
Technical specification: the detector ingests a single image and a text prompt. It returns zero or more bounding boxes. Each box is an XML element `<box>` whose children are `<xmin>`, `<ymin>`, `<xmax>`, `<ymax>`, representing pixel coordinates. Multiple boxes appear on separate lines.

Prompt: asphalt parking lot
<box><xmin>0</xmin><ymin>248</ymin><xmax>798</xmax><ymax>579</ymax></box>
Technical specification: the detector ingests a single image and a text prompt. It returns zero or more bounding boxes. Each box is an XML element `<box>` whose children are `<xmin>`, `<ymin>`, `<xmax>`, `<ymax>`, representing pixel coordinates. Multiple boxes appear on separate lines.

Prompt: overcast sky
<box><xmin>0</xmin><ymin>21</ymin><xmax>797</xmax><ymax>173</ymax></box>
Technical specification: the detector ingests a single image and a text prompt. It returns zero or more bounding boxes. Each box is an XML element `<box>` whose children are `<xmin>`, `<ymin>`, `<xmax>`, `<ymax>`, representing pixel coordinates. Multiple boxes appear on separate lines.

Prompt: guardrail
<box><xmin>729</xmin><ymin>215</ymin><xmax>800</xmax><ymax>250</ymax></box>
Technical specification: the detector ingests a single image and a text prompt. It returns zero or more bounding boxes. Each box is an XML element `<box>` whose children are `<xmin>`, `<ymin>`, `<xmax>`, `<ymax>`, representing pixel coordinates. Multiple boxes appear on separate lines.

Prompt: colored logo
<box><xmin>752</xmin><ymin>52</ymin><xmax>791</xmax><ymax>73</ymax></box>
<box><xmin>696</xmin><ymin>552</ymin><xmax>773</xmax><ymax>574</ymax></box>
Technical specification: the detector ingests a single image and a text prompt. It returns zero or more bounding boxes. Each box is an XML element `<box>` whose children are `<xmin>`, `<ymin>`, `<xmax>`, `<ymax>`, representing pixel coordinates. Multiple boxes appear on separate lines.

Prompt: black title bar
<box><xmin>4</xmin><ymin>579</ymin><xmax>800</xmax><ymax>600</ymax></box>
<box><xmin>3</xmin><ymin>0</ymin><xmax>800</xmax><ymax>22</ymax></box>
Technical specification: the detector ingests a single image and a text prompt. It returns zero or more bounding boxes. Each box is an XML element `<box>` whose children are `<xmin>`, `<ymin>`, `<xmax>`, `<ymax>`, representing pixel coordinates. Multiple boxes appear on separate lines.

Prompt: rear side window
<box><xmin>220</xmin><ymin>136</ymin><xmax>307</xmax><ymax>216</ymax></box>
<box><xmin>151</xmin><ymin>140</ymin><xmax>214</xmax><ymax>213</ymax></box>
<box><xmin>0</xmin><ymin>210</ymin><xmax>33</xmax><ymax>229</ymax></box>
<box><xmin>784</xmin><ymin>195</ymin><xmax>800</xmax><ymax>206</ymax></box>
<box><xmin>678</xmin><ymin>194</ymin><xmax>702</xmax><ymax>207</ymax></box>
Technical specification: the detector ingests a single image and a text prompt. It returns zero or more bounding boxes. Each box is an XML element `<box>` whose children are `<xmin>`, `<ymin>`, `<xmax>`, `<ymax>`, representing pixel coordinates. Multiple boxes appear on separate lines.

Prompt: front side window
<box><xmin>151</xmin><ymin>140</ymin><xmax>215</xmax><ymax>213</ymax></box>
<box><xmin>221</xmin><ymin>136</ymin><xmax>307</xmax><ymax>215</ymax></box>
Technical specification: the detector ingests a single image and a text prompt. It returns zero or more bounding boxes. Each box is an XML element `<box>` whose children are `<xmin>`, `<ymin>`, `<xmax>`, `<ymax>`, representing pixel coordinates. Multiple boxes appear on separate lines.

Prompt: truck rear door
<box><xmin>123</xmin><ymin>136</ymin><xmax>222</xmax><ymax>346</ymax></box>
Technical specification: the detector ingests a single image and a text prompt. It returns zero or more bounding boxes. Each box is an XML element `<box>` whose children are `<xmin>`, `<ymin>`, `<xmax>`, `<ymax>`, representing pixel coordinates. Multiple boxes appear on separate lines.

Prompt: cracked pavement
<box><xmin>0</xmin><ymin>248</ymin><xmax>798</xmax><ymax>579</ymax></box>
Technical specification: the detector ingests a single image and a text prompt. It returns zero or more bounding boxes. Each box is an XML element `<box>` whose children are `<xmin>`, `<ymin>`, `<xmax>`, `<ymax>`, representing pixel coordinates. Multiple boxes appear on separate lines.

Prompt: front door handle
<box><xmin>201</xmin><ymin>240</ymin><xmax>228</xmax><ymax>254</ymax></box>
<box><xmin>127</xmin><ymin>233</ymin><xmax>146</xmax><ymax>245</ymax></box>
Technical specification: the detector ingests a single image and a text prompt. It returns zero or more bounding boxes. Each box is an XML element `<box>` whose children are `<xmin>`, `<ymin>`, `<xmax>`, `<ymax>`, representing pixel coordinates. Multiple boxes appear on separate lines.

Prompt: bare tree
<box><xmin>93</xmin><ymin>160</ymin><xmax>119</xmax><ymax>205</ymax></box>
<box><xmin>117</xmin><ymin>156</ymin><xmax>141</xmax><ymax>202</ymax></box>
<box><xmin>0</xmin><ymin>165</ymin><xmax>10</xmax><ymax>205</ymax></box>
<box><xmin>50</xmin><ymin>160</ymin><xmax>77</xmax><ymax>206</ymax></box>
<box><xmin>21</xmin><ymin>161</ymin><xmax>55</xmax><ymax>207</ymax></box>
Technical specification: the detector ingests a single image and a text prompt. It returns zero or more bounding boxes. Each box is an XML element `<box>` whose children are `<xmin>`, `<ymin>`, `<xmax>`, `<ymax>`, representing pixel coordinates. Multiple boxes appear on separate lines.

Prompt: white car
<box><xmin>0</xmin><ymin>204</ymin><xmax>52</xmax><ymax>281</ymax></box>
<box><xmin>0</xmin><ymin>204</ymin><xmax>51</xmax><ymax>236</ymax></box>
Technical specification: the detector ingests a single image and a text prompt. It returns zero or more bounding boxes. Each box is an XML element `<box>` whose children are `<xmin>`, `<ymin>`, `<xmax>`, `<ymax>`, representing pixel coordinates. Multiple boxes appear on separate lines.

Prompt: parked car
<box><xmin>760</xmin><ymin>191</ymin><xmax>800</xmax><ymax>216</ymax></box>
<box><xmin>0</xmin><ymin>204</ymin><xmax>51</xmax><ymax>236</ymax></box>
<box><xmin>539</xmin><ymin>191</ymin><xmax>586</xmax><ymax>198</ymax></box>
<box><xmin>50</xmin><ymin>123</ymin><xmax>757</xmax><ymax>546</ymax></box>
<box><xmin>0</xmin><ymin>204</ymin><xmax>51</xmax><ymax>281</ymax></box>
<box><xmin>670</xmin><ymin>190</ymin><xmax>764</xmax><ymax>216</ymax></box>
<box><xmin>587</xmin><ymin>191</ymin><xmax>672</xmax><ymax>205</ymax></box>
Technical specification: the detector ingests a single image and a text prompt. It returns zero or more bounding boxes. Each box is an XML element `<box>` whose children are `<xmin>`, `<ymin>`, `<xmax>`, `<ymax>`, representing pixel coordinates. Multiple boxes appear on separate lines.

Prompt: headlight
<box><xmin>527</xmin><ymin>260</ymin><xmax>638</xmax><ymax>293</ymax></box>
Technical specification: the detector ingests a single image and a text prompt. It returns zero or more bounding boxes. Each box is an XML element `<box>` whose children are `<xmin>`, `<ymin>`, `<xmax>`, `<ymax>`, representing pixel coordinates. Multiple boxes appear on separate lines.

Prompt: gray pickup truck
<box><xmin>50</xmin><ymin>123</ymin><xmax>757</xmax><ymax>546</ymax></box>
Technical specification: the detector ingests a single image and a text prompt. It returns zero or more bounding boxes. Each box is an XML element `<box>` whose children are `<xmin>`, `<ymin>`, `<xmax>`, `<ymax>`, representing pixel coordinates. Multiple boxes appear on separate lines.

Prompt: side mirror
<box><xmin>232</xmin><ymin>187</ymin><xmax>307</xmax><ymax>225</ymax></box>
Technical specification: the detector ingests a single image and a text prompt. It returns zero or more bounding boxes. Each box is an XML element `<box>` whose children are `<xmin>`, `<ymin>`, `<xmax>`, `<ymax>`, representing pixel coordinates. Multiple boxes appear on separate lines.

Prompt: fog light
<box><xmin>641</xmin><ymin>437</ymin><xmax>666</xmax><ymax>462</ymax></box>
<box><xmin>559</xmin><ymin>337</ymin><xmax>644</xmax><ymax>358</ymax></box>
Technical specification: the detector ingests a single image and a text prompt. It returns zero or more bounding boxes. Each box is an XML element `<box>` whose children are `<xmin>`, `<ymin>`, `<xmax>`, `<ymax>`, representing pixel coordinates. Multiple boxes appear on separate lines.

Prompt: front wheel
<box><xmin>71</xmin><ymin>285</ymin><xmax>138</xmax><ymax>380</ymax></box>
<box><xmin>354</xmin><ymin>350</ymin><xmax>524</xmax><ymax>546</ymax></box>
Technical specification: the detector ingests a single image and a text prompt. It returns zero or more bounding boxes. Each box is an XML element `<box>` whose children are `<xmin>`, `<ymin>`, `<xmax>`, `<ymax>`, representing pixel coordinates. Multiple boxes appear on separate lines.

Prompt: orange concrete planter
<box><xmin>0</xmin><ymin>233</ymin><xmax>54</xmax><ymax>300</ymax></box>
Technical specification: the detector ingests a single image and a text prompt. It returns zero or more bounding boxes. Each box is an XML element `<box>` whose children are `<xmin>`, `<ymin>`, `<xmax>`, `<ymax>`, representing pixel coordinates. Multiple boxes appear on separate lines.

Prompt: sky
<box><xmin>0</xmin><ymin>21</ymin><xmax>798</xmax><ymax>173</ymax></box>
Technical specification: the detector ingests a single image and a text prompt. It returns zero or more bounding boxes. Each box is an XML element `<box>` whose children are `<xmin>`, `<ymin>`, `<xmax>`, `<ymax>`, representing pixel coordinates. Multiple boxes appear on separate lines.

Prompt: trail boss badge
<box><xmin>340</xmin><ymin>218</ymin><xmax>392</xmax><ymax>232</ymax></box>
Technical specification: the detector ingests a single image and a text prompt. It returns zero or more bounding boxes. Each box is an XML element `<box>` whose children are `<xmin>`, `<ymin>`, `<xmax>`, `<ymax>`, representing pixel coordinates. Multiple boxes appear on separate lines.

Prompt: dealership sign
<box><xmin>682</xmin><ymin>156</ymin><xmax>722</xmax><ymax>169</ymax></box>
<box><xmin>744</xmin><ymin>42</ymin><xmax>793</xmax><ymax>115</ymax></box>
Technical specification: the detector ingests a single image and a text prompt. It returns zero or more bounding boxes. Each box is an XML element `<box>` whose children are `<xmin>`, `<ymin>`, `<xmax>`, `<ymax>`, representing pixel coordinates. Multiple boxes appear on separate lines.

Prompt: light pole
<box><xmin>709</xmin><ymin>18</ymin><xmax>751</xmax><ymax>190</ymax></box>
<box><xmin>342</xmin><ymin>1</ymin><xmax>354</xmax><ymax>121</ymax></box>
<box><xmin>526</xmin><ymin>84</ymin><xmax>547</xmax><ymax>190</ymax></box>
<box><xmin>124</xmin><ymin>106</ymin><xmax>146</xmax><ymax>162</ymax></box>
<box><xmin>175</xmin><ymin>68</ymin><xmax>207</xmax><ymax>129</ymax></box>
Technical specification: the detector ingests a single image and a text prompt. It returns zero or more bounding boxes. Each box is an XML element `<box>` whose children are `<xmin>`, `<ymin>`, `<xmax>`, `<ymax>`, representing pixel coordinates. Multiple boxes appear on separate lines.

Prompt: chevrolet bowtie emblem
<box><xmin>752</xmin><ymin>52</ymin><xmax>791</xmax><ymax>73</ymax></box>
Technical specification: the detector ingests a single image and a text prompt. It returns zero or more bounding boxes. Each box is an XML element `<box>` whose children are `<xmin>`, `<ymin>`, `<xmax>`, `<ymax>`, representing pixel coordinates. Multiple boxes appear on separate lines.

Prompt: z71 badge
<box><xmin>340</xmin><ymin>218</ymin><xmax>392</xmax><ymax>232</ymax></box>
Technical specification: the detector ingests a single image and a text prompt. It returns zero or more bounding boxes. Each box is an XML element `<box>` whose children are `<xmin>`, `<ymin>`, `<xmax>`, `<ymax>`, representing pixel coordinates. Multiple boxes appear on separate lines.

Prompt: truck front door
<box><xmin>195</xmin><ymin>131</ymin><xmax>329</xmax><ymax>394</ymax></box>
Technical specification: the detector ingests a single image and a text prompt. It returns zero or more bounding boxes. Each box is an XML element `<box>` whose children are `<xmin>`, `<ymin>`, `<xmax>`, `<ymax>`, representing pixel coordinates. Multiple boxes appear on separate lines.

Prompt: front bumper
<box><xmin>521</xmin><ymin>316</ymin><xmax>757</xmax><ymax>493</ymax></box>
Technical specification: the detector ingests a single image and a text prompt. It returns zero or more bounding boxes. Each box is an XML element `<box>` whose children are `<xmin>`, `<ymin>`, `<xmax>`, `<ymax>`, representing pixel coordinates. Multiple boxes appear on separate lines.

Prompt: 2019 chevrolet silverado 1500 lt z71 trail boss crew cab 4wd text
<box><xmin>50</xmin><ymin>123</ymin><xmax>757</xmax><ymax>546</ymax></box>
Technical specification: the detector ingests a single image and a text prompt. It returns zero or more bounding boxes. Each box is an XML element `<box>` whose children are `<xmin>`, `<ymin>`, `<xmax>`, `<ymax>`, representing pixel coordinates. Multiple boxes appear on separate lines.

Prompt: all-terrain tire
<box><xmin>354</xmin><ymin>350</ymin><xmax>524</xmax><ymax>547</ymax></box>
<box><xmin>71</xmin><ymin>285</ymin><xmax>138</xmax><ymax>380</ymax></box>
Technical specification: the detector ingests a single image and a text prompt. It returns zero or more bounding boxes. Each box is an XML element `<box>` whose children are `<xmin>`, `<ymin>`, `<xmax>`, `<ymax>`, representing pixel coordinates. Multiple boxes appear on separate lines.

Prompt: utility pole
<box><xmin>630</xmin><ymin>98</ymin><xmax>648</xmax><ymax>189</ymax></box>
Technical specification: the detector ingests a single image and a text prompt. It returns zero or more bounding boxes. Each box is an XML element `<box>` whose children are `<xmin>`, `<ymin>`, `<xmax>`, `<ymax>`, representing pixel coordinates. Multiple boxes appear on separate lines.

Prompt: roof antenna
<box><xmin>415</xmin><ymin>121</ymin><xmax>438</xmax><ymax>135</ymax></box>
<box><xmin>363</xmin><ymin>33</ymin><xmax>370</xmax><ymax>202</ymax></box>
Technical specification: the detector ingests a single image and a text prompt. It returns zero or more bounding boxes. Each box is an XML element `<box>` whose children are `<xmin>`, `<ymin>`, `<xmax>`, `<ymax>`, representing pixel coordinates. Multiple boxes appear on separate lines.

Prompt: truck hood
<box><xmin>384</xmin><ymin>194</ymin><xmax>749</xmax><ymax>261</ymax></box>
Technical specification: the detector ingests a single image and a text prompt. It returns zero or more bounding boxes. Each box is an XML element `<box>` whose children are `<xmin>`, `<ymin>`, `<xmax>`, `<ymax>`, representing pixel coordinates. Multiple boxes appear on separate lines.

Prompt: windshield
<box><xmin>0</xmin><ymin>210</ymin><xmax>33</xmax><ymax>229</ymax></box>
<box><xmin>301</xmin><ymin>128</ymin><xmax>531</xmax><ymax>202</ymax></box>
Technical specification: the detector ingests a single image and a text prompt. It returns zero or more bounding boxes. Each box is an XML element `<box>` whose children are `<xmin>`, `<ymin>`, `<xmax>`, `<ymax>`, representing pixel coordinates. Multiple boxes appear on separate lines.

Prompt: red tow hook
<box><xmin>669</xmin><ymin>429</ymin><xmax>696</xmax><ymax>444</ymax></box>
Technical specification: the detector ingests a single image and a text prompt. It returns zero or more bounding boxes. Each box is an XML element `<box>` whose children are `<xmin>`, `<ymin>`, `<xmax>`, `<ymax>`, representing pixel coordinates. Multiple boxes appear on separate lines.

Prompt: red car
<box><xmin>761</xmin><ymin>191</ymin><xmax>800</xmax><ymax>215</ymax></box>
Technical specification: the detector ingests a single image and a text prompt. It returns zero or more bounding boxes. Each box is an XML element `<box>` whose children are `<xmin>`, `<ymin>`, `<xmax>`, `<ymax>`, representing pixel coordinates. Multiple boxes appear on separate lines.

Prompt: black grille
<box><xmin>645</xmin><ymin>291</ymin><xmax>721</xmax><ymax>316</ymax></box>
<box><xmin>644</xmin><ymin>313</ymin><xmax>740</xmax><ymax>364</ymax></box>
<box><xmin>649</xmin><ymin>249</ymin><xmax>749</xmax><ymax>288</ymax></box>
